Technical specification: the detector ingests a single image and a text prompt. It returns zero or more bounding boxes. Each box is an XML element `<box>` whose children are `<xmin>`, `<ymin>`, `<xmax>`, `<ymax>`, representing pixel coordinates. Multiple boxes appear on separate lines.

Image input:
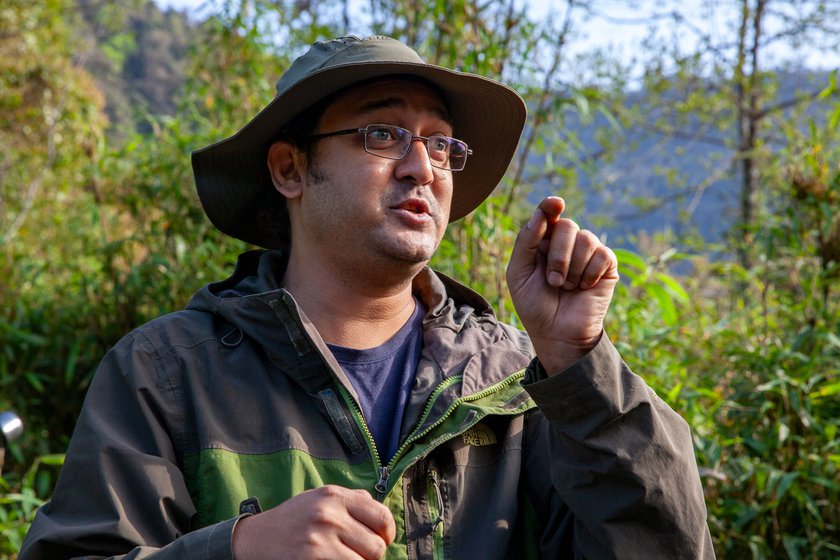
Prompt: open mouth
<box><xmin>394</xmin><ymin>199</ymin><xmax>430</xmax><ymax>215</ymax></box>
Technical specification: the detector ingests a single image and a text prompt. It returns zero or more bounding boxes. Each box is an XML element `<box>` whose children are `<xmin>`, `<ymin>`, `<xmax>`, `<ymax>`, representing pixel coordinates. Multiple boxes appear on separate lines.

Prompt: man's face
<box><xmin>293</xmin><ymin>78</ymin><xmax>455</xmax><ymax>272</ymax></box>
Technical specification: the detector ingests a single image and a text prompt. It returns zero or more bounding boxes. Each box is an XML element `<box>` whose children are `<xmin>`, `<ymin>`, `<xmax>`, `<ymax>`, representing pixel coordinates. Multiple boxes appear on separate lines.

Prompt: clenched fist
<box><xmin>233</xmin><ymin>485</ymin><xmax>396</xmax><ymax>560</ymax></box>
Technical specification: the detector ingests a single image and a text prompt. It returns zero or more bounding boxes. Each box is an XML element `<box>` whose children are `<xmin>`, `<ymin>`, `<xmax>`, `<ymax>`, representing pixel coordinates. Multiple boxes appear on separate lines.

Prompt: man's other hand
<box><xmin>506</xmin><ymin>196</ymin><xmax>619</xmax><ymax>375</ymax></box>
<box><xmin>232</xmin><ymin>485</ymin><xmax>396</xmax><ymax>560</ymax></box>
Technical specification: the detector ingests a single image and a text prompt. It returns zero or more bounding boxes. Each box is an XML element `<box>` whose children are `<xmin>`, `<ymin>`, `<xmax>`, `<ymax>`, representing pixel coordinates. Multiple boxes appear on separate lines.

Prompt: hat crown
<box><xmin>275</xmin><ymin>36</ymin><xmax>425</xmax><ymax>98</ymax></box>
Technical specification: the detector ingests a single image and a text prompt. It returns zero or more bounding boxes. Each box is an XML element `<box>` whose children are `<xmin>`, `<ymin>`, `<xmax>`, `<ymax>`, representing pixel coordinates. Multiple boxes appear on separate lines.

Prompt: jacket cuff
<box><xmin>523</xmin><ymin>334</ymin><xmax>649</xmax><ymax>438</ymax></box>
<box><xmin>186</xmin><ymin>515</ymin><xmax>242</xmax><ymax>559</ymax></box>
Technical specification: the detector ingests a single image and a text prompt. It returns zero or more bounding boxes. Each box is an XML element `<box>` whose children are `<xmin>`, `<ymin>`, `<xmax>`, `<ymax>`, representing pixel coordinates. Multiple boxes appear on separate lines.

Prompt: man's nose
<box><xmin>395</xmin><ymin>138</ymin><xmax>435</xmax><ymax>185</ymax></box>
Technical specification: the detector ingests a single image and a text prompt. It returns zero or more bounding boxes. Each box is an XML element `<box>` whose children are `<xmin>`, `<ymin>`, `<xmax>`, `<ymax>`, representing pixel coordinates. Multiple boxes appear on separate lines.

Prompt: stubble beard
<box><xmin>305</xmin><ymin>160</ymin><xmax>441</xmax><ymax>273</ymax></box>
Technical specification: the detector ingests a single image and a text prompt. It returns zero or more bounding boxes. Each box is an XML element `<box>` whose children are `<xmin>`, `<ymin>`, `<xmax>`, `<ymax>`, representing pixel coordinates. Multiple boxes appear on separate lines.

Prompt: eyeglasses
<box><xmin>303</xmin><ymin>124</ymin><xmax>472</xmax><ymax>172</ymax></box>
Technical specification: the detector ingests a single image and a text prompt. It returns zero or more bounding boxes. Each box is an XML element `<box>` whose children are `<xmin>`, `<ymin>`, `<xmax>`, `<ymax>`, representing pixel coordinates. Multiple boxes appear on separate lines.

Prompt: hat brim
<box><xmin>192</xmin><ymin>60</ymin><xmax>526</xmax><ymax>248</ymax></box>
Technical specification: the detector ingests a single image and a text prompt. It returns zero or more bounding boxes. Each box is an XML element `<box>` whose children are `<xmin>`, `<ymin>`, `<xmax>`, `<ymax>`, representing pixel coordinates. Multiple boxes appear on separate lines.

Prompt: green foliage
<box><xmin>0</xmin><ymin>454</ymin><xmax>62</xmax><ymax>556</ymax></box>
<box><xmin>432</xmin><ymin>193</ymin><xmax>522</xmax><ymax>322</ymax></box>
<box><xmin>3</xmin><ymin>1</ymin><xmax>840</xmax><ymax>558</ymax></box>
<box><xmin>606</xmin><ymin>245</ymin><xmax>840</xmax><ymax>559</ymax></box>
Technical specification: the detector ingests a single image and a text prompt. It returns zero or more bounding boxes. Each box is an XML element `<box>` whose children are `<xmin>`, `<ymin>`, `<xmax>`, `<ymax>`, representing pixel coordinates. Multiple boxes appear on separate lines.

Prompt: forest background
<box><xmin>1</xmin><ymin>0</ymin><xmax>839</xmax><ymax>557</ymax></box>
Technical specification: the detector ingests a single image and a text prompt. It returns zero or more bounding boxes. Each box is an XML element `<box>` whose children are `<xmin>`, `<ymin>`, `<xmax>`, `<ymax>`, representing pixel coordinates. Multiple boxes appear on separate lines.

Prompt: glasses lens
<box><xmin>364</xmin><ymin>125</ymin><xmax>408</xmax><ymax>157</ymax></box>
<box><xmin>445</xmin><ymin>138</ymin><xmax>468</xmax><ymax>171</ymax></box>
<box><xmin>427</xmin><ymin>135</ymin><xmax>469</xmax><ymax>171</ymax></box>
<box><xmin>426</xmin><ymin>135</ymin><xmax>450</xmax><ymax>166</ymax></box>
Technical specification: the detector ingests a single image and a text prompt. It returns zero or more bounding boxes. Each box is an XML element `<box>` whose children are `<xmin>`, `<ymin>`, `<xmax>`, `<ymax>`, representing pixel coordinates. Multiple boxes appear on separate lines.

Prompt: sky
<box><xmin>154</xmin><ymin>0</ymin><xmax>671</xmax><ymax>51</ymax></box>
<box><xmin>152</xmin><ymin>0</ymin><xmax>840</xmax><ymax>73</ymax></box>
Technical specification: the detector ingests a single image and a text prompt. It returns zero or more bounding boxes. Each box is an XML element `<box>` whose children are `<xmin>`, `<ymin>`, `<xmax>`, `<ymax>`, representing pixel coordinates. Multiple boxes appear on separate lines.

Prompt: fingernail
<box><xmin>563</xmin><ymin>280</ymin><xmax>576</xmax><ymax>291</ymax></box>
<box><xmin>526</xmin><ymin>209</ymin><xmax>542</xmax><ymax>230</ymax></box>
<box><xmin>548</xmin><ymin>271</ymin><xmax>563</xmax><ymax>286</ymax></box>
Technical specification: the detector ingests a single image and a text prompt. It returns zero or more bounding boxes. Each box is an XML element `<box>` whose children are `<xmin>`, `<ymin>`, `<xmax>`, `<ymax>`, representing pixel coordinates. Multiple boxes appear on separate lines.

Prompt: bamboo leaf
<box><xmin>645</xmin><ymin>283</ymin><xmax>678</xmax><ymax>326</ymax></box>
<box><xmin>656</xmin><ymin>273</ymin><xmax>690</xmax><ymax>303</ymax></box>
<box><xmin>613</xmin><ymin>248</ymin><xmax>647</xmax><ymax>272</ymax></box>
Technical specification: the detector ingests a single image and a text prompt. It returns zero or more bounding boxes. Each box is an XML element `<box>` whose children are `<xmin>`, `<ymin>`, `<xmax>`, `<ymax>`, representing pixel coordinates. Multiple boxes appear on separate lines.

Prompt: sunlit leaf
<box><xmin>645</xmin><ymin>283</ymin><xmax>678</xmax><ymax>326</ymax></box>
<box><xmin>613</xmin><ymin>248</ymin><xmax>647</xmax><ymax>273</ymax></box>
<box><xmin>655</xmin><ymin>273</ymin><xmax>690</xmax><ymax>303</ymax></box>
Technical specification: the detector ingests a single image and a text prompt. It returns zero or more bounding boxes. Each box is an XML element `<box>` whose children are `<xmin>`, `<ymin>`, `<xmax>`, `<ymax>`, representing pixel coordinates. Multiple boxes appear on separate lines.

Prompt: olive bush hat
<box><xmin>192</xmin><ymin>35</ymin><xmax>527</xmax><ymax>248</ymax></box>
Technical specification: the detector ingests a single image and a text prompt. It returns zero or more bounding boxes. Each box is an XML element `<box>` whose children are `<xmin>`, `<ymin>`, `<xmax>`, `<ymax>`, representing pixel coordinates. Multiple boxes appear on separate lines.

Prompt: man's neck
<box><xmin>281</xmin><ymin>252</ymin><xmax>422</xmax><ymax>349</ymax></box>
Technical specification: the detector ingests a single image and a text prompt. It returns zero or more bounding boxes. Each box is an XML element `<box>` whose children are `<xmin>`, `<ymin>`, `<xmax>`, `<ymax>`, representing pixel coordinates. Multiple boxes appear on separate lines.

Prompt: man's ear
<box><xmin>267</xmin><ymin>141</ymin><xmax>306</xmax><ymax>199</ymax></box>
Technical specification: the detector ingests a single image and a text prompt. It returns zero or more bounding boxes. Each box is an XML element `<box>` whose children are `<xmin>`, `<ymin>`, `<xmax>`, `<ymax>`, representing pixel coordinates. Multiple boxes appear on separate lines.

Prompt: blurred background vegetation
<box><xmin>1</xmin><ymin>0</ymin><xmax>838</xmax><ymax>557</ymax></box>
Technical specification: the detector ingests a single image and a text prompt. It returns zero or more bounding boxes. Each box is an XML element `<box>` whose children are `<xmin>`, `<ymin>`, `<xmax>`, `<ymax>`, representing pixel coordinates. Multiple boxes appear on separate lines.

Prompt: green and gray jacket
<box><xmin>20</xmin><ymin>250</ymin><xmax>714</xmax><ymax>559</ymax></box>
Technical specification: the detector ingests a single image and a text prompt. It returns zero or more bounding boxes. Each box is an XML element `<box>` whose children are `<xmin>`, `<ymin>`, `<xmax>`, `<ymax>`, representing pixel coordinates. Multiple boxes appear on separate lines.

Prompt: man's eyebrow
<box><xmin>357</xmin><ymin>97</ymin><xmax>453</xmax><ymax>126</ymax></box>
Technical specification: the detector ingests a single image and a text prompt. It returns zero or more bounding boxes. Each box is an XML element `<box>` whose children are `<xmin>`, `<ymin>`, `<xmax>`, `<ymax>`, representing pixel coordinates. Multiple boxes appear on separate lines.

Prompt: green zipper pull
<box><xmin>428</xmin><ymin>469</ymin><xmax>444</xmax><ymax>529</ymax></box>
<box><xmin>427</xmin><ymin>468</ymin><xmax>445</xmax><ymax>559</ymax></box>
<box><xmin>375</xmin><ymin>466</ymin><xmax>391</xmax><ymax>497</ymax></box>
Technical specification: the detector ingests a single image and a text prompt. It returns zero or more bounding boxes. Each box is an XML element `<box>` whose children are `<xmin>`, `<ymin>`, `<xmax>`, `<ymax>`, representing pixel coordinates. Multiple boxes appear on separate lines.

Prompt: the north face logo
<box><xmin>462</xmin><ymin>423</ymin><xmax>497</xmax><ymax>446</ymax></box>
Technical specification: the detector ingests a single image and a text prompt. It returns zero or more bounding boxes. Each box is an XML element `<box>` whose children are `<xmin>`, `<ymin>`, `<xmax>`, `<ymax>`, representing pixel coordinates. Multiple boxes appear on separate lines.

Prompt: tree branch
<box><xmin>614</xmin><ymin>155</ymin><xmax>736</xmax><ymax>221</ymax></box>
<box><xmin>755</xmin><ymin>85</ymin><xmax>838</xmax><ymax>119</ymax></box>
<box><xmin>502</xmin><ymin>0</ymin><xmax>576</xmax><ymax>215</ymax></box>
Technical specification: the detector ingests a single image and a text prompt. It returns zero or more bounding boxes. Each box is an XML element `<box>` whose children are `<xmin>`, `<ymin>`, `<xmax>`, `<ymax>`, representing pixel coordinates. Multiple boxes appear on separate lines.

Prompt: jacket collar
<box><xmin>187</xmin><ymin>250</ymin><xmax>531</xmax><ymax>398</ymax></box>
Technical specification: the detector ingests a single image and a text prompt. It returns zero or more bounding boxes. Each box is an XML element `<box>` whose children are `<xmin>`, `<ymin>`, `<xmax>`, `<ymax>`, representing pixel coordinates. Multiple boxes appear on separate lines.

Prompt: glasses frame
<box><xmin>302</xmin><ymin>123</ymin><xmax>472</xmax><ymax>172</ymax></box>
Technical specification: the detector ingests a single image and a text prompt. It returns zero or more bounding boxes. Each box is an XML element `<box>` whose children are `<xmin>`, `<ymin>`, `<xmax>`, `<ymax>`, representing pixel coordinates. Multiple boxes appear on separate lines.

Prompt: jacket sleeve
<box><xmin>521</xmin><ymin>334</ymin><xmax>715</xmax><ymax>560</ymax></box>
<box><xmin>18</xmin><ymin>331</ymin><xmax>241</xmax><ymax>560</ymax></box>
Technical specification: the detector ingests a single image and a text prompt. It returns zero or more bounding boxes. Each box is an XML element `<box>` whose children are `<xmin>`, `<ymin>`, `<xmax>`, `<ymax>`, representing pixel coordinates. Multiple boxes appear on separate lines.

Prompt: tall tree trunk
<box><xmin>735</xmin><ymin>0</ymin><xmax>766</xmax><ymax>269</ymax></box>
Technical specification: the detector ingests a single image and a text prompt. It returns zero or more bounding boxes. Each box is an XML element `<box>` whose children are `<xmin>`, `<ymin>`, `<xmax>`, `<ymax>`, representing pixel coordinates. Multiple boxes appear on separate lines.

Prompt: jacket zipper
<box><xmin>389</xmin><ymin>370</ymin><xmax>527</xmax><ymax>467</ymax></box>
<box><xmin>427</xmin><ymin>469</ymin><xmax>445</xmax><ymax>560</ymax></box>
<box><xmin>276</xmin><ymin>295</ymin><xmax>388</xmax><ymax>499</ymax></box>
<box><xmin>336</xmin><ymin>370</ymin><xmax>529</xmax><ymax>499</ymax></box>
<box><xmin>333</xmin><ymin>383</ymin><xmax>390</xmax><ymax>499</ymax></box>
<box><xmin>375</xmin><ymin>466</ymin><xmax>390</xmax><ymax>497</ymax></box>
<box><xmin>279</xmin><ymin>294</ymin><xmax>529</xmax><ymax>502</ymax></box>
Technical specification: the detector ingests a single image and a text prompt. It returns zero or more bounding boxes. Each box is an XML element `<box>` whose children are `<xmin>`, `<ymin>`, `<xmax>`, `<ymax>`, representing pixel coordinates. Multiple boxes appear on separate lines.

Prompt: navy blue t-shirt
<box><xmin>328</xmin><ymin>300</ymin><xmax>425</xmax><ymax>463</ymax></box>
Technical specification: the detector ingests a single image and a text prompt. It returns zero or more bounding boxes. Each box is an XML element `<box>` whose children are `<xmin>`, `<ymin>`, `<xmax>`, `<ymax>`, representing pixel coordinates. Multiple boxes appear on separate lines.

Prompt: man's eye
<box><xmin>429</xmin><ymin>136</ymin><xmax>449</xmax><ymax>152</ymax></box>
<box><xmin>368</xmin><ymin>127</ymin><xmax>395</xmax><ymax>142</ymax></box>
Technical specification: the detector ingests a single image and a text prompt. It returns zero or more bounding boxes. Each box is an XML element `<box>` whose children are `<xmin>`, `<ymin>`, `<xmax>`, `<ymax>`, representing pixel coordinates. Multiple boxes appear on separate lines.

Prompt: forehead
<box><xmin>319</xmin><ymin>77</ymin><xmax>452</xmax><ymax>127</ymax></box>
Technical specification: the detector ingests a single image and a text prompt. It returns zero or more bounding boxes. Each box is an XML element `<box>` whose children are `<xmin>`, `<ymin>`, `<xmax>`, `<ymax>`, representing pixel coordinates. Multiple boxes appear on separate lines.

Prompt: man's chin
<box><xmin>388</xmin><ymin>250</ymin><xmax>434</xmax><ymax>267</ymax></box>
<box><xmin>376</xmin><ymin>233</ymin><xmax>440</xmax><ymax>264</ymax></box>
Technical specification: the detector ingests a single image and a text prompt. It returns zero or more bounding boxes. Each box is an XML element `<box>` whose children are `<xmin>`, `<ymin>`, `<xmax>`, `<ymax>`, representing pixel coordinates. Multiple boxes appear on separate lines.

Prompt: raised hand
<box><xmin>506</xmin><ymin>197</ymin><xmax>619</xmax><ymax>375</ymax></box>
<box><xmin>232</xmin><ymin>485</ymin><xmax>396</xmax><ymax>560</ymax></box>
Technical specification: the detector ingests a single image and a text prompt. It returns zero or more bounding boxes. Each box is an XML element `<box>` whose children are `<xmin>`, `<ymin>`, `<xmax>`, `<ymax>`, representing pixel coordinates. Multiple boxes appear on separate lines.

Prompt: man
<box><xmin>20</xmin><ymin>35</ymin><xmax>713</xmax><ymax>559</ymax></box>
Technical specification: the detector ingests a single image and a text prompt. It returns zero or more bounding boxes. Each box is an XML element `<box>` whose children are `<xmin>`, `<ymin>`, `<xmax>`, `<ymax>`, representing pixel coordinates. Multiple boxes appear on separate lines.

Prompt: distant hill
<box><xmin>73</xmin><ymin>0</ymin><xmax>194</xmax><ymax>136</ymax></box>
<box><xmin>528</xmin><ymin>70</ymin><xmax>834</xmax><ymax>253</ymax></box>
